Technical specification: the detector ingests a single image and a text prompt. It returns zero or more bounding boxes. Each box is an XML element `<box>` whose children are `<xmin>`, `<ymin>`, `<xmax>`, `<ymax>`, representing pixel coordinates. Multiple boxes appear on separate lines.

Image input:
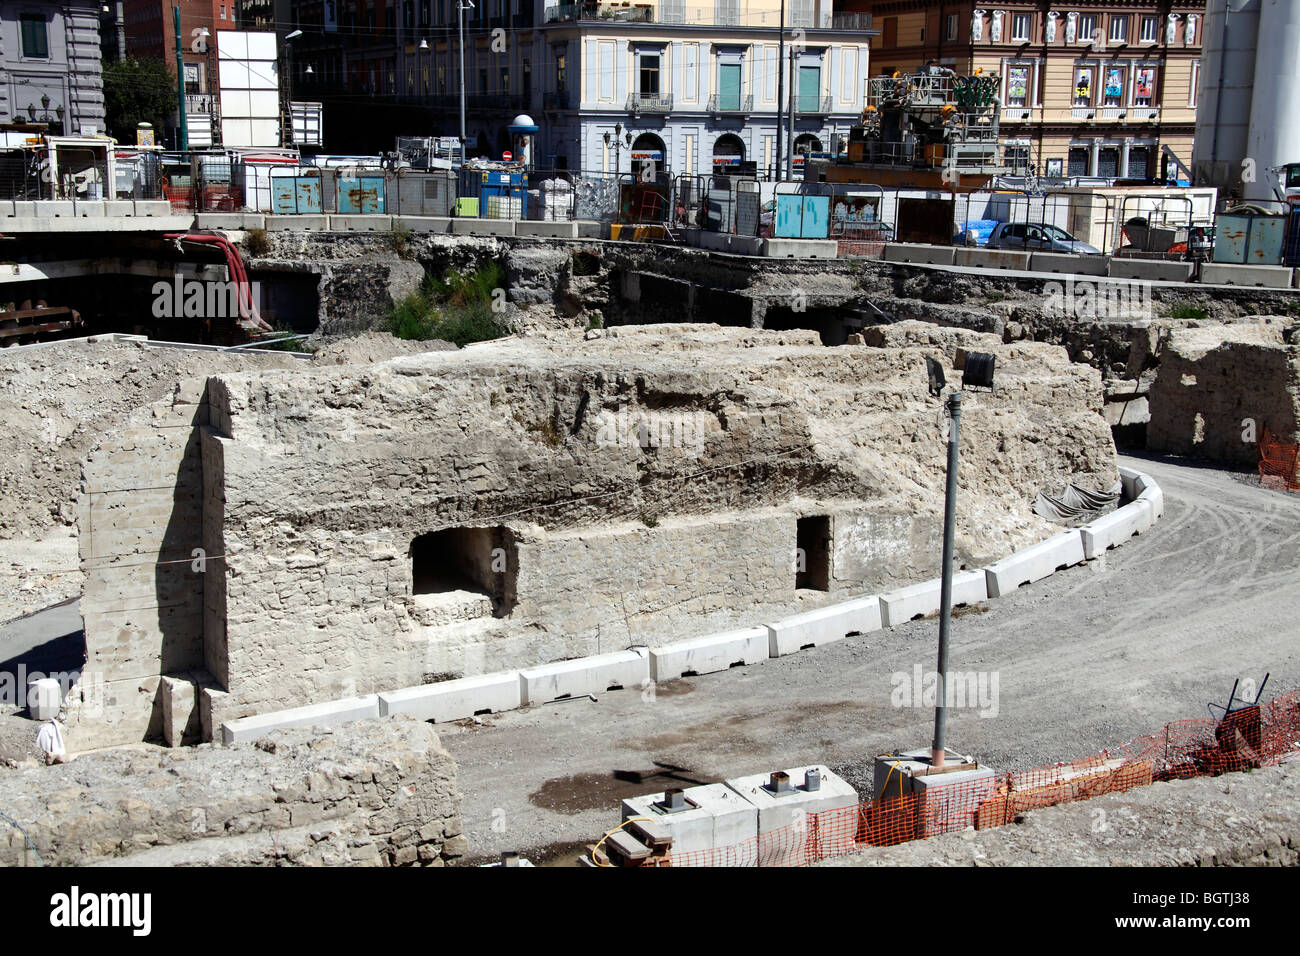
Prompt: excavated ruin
<box><xmin>68</xmin><ymin>322</ymin><xmax>1116</xmax><ymax>749</ymax></box>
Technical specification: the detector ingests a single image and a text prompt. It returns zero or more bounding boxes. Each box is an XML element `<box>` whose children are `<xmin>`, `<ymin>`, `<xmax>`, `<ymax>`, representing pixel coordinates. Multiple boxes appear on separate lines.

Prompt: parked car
<box><xmin>984</xmin><ymin>222</ymin><xmax>1102</xmax><ymax>255</ymax></box>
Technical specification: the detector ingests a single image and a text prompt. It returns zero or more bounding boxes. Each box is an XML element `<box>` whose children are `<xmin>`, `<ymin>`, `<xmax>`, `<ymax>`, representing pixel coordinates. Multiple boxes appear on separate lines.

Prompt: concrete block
<box><xmin>724</xmin><ymin>765</ymin><xmax>858</xmax><ymax>866</ymax></box>
<box><xmin>200</xmin><ymin>686</ymin><xmax>229</xmax><ymax>744</ymax></box>
<box><xmin>728</xmin><ymin>235</ymin><xmax>764</xmax><ymax>256</ymax></box>
<box><xmin>160</xmin><ymin>674</ymin><xmax>202</xmax><ymax>747</ymax></box>
<box><xmin>984</xmin><ymin>529</ymin><xmax>1087</xmax><ymax>598</ymax></box>
<box><xmin>1107</xmin><ymin>258</ymin><xmax>1195</xmax><ymax>282</ymax></box>
<box><xmin>514</xmin><ymin>219</ymin><xmax>579</xmax><ymax>238</ymax></box>
<box><xmin>220</xmin><ymin>695</ymin><xmax>381</xmax><ymax>745</ymax></box>
<box><xmin>1029</xmin><ymin>252</ymin><xmax>1109</xmax><ymax>275</ymax></box>
<box><xmin>518</xmin><ymin>648</ymin><xmax>649</xmax><ymax>705</ymax></box>
<box><xmin>195</xmin><ymin>213</ymin><xmax>266</xmax><ymax>231</ymax></box>
<box><xmin>1138</xmin><ymin>484</ymin><xmax>1164</xmax><ymax>519</ymax></box>
<box><xmin>1200</xmin><ymin>262</ymin><xmax>1293</xmax><ymax>288</ymax></box>
<box><xmin>649</xmin><ymin>626</ymin><xmax>770</xmax><ymax>681</ymax></box>
<box><xmin>394</xmin><ymin>215</ymin><xmax>452</xmax><ymax>234</ymax></box>
<box><xmin>34</xmin><ymin>201</ymin><xmax>75</xmax><ymax>218</ymax></box>
<box><xmin>328</xmin><ymin>214</ymin><xmax>394</xmax><ymax>232</ymax></box>
<box><xmin>451</xmin><ymin>217</ymin><xmax>516</xmax><ymax>236</ymax></box>
<box><xmin>884</xmin><ymin>243</ymin><xmax>954</xmax><ymax>266</ymax></box>
<box><xmin>266</xmin><ymin>215</ymin><xmax>329</xmax><ymax>232</ymax></box>
<box><xmin>378</xmin><ymin>671</ymin><xmax>521</xmax><ymax>722</ymax></box>
<box><xmin>766</xmin><ymin>595</ymin><xmax>882</xmax><ymax>657</ymax></box>
<box><xmin>762</xmin><ymin>238</ymin><xmax>838</xmax><ymax>258</ymax></box>
<box><xmin>879</xmin><ymin>569</ymin><xmax>988</xmax><ymax>626</ymax></box>
<box><xmin>71</xmin><ymin>201</ymin><xmax>106</xmax><ymax>218</ymax></box>
<box><xmin>1081</xmin><ymin>499</ymin><xmax>1155</xmax><ymax>559</ymax></box>
<box><xmin>4</xmin><ymin>201</ymin><xmax>35</xmax><ymax>217</ymax></box>
<box><xmin>952</xmin><ymin>247</ymin><xmax>1032</xmax><ymax>270</ymax></box>
<box><xmin>873</xmin><ymin>750</ymin><xmax>997</xmax><ymax>838</ymax></box>
<box><xmin>576</xmin><ymin>220</ymin><xmax>605</xmax><ymax>238</ymax></box>
<box><xmin>135</xmin><ymin>200</ymin><xmax>173</xmax><ymax>217</ymax></box>
<box><xmin>27</xmin><ymin>678</ymin><xmax>62</xmax><ymax>721</ymax></box>
<box><xmin>622</xmin><ymin>783</ymin><xmax>758</xmax><ymax>863</ymax></box>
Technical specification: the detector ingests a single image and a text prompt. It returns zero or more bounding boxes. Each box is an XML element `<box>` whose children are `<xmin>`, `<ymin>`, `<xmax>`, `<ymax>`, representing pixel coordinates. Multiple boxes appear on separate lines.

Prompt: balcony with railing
<box><xmin>545</xmin><ymin>2</ymin><xmax>654</xmax><ymax>23</ymax></box>
<box><xmin>830</xmin><ymin>13</ymin><xmax>872</xmax><ymax>30</ymax></box>
<box><xmin>707</xmin><ymin>92</ymin><xmax>753</xmax><ymax>114</ymax></box>
<box><xmin>794</xmin><ymin>94</ymin><xmax>833</xmax><ymax>115</ymax></box>
<box><xmin>185</xmin><ymin>93</ymin><xmax>215</xmax><ymax>115</ymax></box>
<box><xmin>627</xmin><ymin>91</ymin><xmax>673</xmax><ymax>113</ymax></box>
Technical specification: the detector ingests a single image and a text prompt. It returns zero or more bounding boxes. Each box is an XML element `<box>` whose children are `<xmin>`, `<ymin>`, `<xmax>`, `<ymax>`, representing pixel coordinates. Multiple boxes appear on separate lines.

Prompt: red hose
<box><xmin>162</xmin><ymin>232</ymin><xmax>272</xmax><ymax>333</ymax></box>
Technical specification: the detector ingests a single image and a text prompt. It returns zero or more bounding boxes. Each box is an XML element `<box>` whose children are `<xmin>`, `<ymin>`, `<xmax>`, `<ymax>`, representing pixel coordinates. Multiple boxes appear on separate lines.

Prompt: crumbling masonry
<box><xmin>68</xmin><ymin>324</ymin><xmax>1117</xmax><ymax>748</ymax></box>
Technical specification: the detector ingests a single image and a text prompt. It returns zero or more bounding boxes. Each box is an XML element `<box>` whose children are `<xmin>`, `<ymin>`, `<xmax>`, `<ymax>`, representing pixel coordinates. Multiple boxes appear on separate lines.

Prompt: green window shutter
<box><xmin>797</xmin><ymin>66</ymin><xmax>820</xmax><ymax>113</ymax></box>
<box><xmin>718</xmin><ymin>64</ymin><xmax>741</xmax><ymax>111</ymax></box>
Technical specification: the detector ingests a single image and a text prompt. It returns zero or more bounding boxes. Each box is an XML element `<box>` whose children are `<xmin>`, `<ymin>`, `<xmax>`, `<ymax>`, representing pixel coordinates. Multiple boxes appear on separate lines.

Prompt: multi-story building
<box><xmin>842</xmin><ymin>2</ymin><xmax>1204</xmax><ymax>181</ymax></box>
<box><xmin>0</xmin><ymin>0</ymin><xmax>105</xmax><ymax>135</ymax></box>
<box><xmin>285</xmin><ymin>0</ymin><xmax>876</xmax><ymax>176</ymax></box>
<box><xmin>124</xmin><ymin>0</ymin><xmax>236</xmax><ymax>84</ymax></box>
<box><xmin>123</xmin><ymin>1</ymin><xmax>237</xmax><ymax>145</ymax></box>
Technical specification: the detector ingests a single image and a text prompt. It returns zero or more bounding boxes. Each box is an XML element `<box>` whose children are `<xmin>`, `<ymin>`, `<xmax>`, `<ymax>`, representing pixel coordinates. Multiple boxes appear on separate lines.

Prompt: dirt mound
<box><xmin>311</xmin><ymin>332</ymin><xmax>457</xmax><ymax>366</ymax></box>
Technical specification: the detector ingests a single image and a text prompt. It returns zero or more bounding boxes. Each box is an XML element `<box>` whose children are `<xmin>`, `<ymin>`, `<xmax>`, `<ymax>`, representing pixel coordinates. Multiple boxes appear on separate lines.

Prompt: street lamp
<box><xmin>459</xmin><ymin>1</ymin><xmax>475</xmax><ymax>162</ymax></box>
<box><xmin>926</xmin><ymin>352</ymin><xmax>995</xmax><ymax>770</ymax></box>
<box><xmin>604</xmin><ymin>122</ymin><xmax>631</xmax><ymax>174</ymax></box>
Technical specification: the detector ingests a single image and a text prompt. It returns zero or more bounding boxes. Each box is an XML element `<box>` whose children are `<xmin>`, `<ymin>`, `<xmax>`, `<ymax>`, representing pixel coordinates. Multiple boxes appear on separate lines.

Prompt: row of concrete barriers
<box><xmin>218</xmin><ymin>465</ymin><xmax>1163</xmax><ymax>746</ymax></box>
<box><xmin>882</xmin><ymin>242</ymin><xmax>1300</xmax><ymax>289</ymax></box>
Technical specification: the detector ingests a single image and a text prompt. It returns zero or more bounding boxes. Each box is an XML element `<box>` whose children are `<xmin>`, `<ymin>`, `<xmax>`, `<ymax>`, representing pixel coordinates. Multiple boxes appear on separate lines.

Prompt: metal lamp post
<box><xmin>930</xmin><ymin>389</ymin><xmax>961</xmax><ymax>769</ymax></box>
<box><xmin>459</xmin><ymin>0</ymin><xmax>475</xmax><ymax>161</ymax></box>
<box><xmin>173</xmin><ymin>5</ymin><xmax>188</xmax><ymax>150</ymax></box>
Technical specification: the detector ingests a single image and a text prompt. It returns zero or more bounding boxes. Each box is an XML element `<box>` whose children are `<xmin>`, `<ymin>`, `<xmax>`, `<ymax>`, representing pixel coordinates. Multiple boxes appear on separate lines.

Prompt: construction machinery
<box><xmin>824</xmin><ymin>68</ymin><xmax>1030</xmax><ymax>189</ymax></box>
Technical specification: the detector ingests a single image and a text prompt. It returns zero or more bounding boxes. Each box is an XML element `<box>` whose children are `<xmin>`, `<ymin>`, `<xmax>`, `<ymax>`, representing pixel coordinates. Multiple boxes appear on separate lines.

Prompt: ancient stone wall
<box><xmin>69</xmin><ymin>378</ymin><xmax>212</xmax><ymax>749</ymax></box>
<box><xmin>1146</xmin><ymin>327</ymin><xmax>1300</xmax><ymax>466</ymax></box>
<box><xmin>0</xmin><ymin>719</ymin><xmax>465</xmax><ymax>867</ymax></box>
<box><xmin>75</xmin><ymin>324</ymin><xmax>1116</xmax><ymax>743</ymax></box>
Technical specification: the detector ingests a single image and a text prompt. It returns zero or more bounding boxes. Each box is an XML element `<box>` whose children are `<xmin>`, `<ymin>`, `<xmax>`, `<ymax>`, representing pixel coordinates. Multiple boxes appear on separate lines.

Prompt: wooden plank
<box><xmin>606</xmin><ymin>829</ymin><xmax>653</xmax><ymax>864</ymax></box>
<box><xmin>628</xmin><ymin>817</ymin><xmax>673</xmax><ymax>848</ymax></box>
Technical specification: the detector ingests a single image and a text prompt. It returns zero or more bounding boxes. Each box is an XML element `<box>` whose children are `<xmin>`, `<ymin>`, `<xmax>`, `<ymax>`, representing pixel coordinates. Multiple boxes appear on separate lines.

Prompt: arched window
<box><xmin>712</xmin><ymin>133</ymin><xmax>745</xmax><ymax>174</ymax></box>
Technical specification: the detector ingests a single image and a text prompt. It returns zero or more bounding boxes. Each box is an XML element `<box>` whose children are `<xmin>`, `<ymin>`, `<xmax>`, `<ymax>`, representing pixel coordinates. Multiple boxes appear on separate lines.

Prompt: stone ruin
<box><xmin>67</xmin><ymin>323</ymin><xmax>1117</xmax><ymax>748</ymax></box>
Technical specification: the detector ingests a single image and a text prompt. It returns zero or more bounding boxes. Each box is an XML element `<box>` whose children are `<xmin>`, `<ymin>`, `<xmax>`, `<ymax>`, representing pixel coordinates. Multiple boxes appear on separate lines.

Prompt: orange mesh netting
<box><xmin>1259</xmin><ymin>426</ymin><xmax>1299</xmax><ymax>491</ymax></box>
<box><xmin>662</xmin><ymin>688</ymin><xmax>1300</xmax><ymax>867</ymax></box>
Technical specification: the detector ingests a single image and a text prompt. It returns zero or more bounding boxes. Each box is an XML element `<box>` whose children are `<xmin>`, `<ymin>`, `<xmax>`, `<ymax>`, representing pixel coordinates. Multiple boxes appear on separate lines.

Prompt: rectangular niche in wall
<box><xmin>796</xmin><ymin>515</ymin><xmax>831</xmax><ymax>592</ymax></box>
<box><xmin>411</xmin><ymin>526</ymin><xmax>518</xmax><ymax>615</ymax></box>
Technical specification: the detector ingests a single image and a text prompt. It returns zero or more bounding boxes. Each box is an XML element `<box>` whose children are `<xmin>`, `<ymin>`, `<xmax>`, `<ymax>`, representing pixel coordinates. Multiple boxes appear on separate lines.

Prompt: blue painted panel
<box><xmin>774</xmin><ymin>195</ymin><xmax>804</xmax><ymax>238</ymax></box>
<box><xmin>337</xmin><ymin>176</ymin><xmax>386</xmax><ymax>214</ymax></box>
<box><xmin>272</xmin><ymin>177</ymin><xmax>322</xmax><ymax>214</ymax></box>
<box><xmin>800</xmin><ymin>195</ymin><xmax>830</xmax><ymax>238</ymax></box>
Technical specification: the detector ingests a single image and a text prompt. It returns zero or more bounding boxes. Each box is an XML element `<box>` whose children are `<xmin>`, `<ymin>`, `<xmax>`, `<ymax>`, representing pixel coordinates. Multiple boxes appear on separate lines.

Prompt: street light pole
<box><xmin>776</xmin><ymin>0</ymin><xmax>785</xmax><ymax>179</ymax></box>
<box><xmin>931</xmin><ymin>390</ymin><xmax>962</xmax><ymax>770</ymax></box>
<box><xmin>459</xmin><ymin>0</ymin><xmax>472</xmax><ymax>161</ymax></box>
<box><xmin>173</xmin><ymin>4</ymin><xmax>188</xmax><ymax>150</ymax></box>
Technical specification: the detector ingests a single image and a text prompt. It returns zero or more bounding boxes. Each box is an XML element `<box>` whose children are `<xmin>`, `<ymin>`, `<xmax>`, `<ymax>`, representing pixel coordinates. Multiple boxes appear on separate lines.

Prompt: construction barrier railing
<box><xmin>1259</xmin><ymin>426</ymin><xmax>1300</xmax><ymax>492</ymax></box>
<box><xmin>663</xmin><ymin>686</ymin><xmax>1300</xmax><ymax>867</ymax></box>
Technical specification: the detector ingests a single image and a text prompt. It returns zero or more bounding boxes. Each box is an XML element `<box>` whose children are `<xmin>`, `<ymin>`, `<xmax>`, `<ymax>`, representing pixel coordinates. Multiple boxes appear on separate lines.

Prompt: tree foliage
<box><xmin>103</xmin><ymin>58</ymin><xmax>175</xmax><ymax>143</ymax></box>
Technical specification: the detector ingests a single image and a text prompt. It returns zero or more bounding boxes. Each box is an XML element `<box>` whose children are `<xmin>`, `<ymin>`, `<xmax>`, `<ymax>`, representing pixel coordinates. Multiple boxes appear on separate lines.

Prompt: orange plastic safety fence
<box><xmin>836</xmin><ymin>239</ymin><xmax>887</xmax><ymax>258</ymax></box>
<box><xmin>664</xmin><ymin>688</ymin><xmax>1300</xmax><ymax>867</ymax></box>
<box><xmin>1259</xmin><ymin>426</ymin><xmax>1300</xmax><ymax>491</ymax></box>
<box><xmin>163</xmin><ymin>184</ymin><xmax>195</xmax><ymax>213</ymax></box>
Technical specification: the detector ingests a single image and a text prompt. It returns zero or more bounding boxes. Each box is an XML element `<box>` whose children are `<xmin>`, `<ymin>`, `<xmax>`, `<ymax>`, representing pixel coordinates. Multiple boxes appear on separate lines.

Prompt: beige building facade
<box><xmin>847</xmin><ymin>2</ymin><xmax>1204</xmax><ymax>180</ymax></box>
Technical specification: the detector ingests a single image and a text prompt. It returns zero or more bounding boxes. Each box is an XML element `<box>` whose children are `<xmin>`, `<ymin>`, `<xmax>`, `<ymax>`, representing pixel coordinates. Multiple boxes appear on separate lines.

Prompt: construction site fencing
<box><xmin>1259</xmin><ymin>426</ymin><xmax>1300</xmax><ymax>491</ymax></box>
<box><xmin>1115</xmin><ymin>194</ymin><xmax>1197</xmax><ymax>258</ymax></box>
<box><xmin>662</xmin><ymin>686</ymin><xmax>1300</xmax><ymax>867</ymax></box>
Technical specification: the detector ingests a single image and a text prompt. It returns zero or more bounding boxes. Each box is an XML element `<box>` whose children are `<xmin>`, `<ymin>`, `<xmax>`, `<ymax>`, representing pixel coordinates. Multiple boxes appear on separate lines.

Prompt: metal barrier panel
<box><xmin>272</xmin><ymin>175</ymin><xmax>323</xmax><ymax>214</ymax></box>
<box><xmin>337</xmin><ymin>175</ymin><xmax>386</xmax><ymax>214</ymax></box>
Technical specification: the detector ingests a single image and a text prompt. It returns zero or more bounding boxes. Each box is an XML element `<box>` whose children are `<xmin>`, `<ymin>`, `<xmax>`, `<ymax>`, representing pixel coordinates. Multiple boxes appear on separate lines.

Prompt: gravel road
<box><xmin>438</xmin><ymin>454</ymin><xmax>1300</xmax><ymax>865</ymax></box>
